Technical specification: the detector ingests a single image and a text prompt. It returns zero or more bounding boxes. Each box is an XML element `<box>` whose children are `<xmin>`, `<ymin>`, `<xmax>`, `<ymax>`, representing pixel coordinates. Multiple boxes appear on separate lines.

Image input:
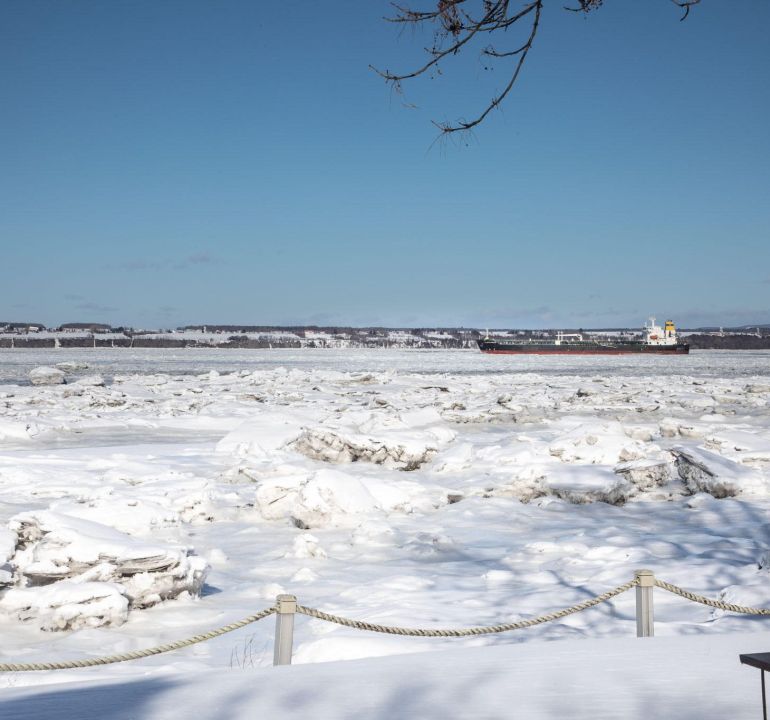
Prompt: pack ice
<box><xmin>0</xmin><ymin>349</ymin><xmax>769</xmax><ymax>671</ymax></box>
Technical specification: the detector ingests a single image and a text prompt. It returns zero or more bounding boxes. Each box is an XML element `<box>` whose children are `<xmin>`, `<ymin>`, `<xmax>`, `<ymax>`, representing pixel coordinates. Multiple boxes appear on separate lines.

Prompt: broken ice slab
<box><xmin>540</xmin><ymin>465</ymin><xmax>633</xmax><ymax>505</ymax></box>
<box><xmin>1</xmin><ymin>580</ymin><xmax>129</xmax><ymax>631</ymax></box>
<box><xmin>29</xmin><ymin>366</ymin><xmax>66</xmax><ymax>385</ymax></box>
<box><xmin>671</xmin><ymin>446</ymin><xmax>767</xmax><ymax>498</ymax></box>
<box><xmin>614</xmin><ymin>458</ymin><xmax>671</xmax><ymax>490</ymax></box>
<box><xmin>292</xmin><ymin>408</ymin><xmax>455</xmax><ymax>470</ymax></box>
<box><xmin>1</xmin><ymin>511</ymin><xmax>208</xmax><ymax>628</ymax></box>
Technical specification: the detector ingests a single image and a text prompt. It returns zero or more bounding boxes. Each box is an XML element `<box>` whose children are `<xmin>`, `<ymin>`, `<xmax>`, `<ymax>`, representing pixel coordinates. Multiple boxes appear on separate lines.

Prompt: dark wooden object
<box><xmin>740</xmin><ymin>653</ymin><xmax>770</xmax><ymax>720</ymax></box>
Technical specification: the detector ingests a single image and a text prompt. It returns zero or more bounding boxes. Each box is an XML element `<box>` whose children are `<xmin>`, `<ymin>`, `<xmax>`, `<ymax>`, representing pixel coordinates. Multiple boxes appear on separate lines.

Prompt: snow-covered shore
<box><xmin>0</xmin><ymin>348</ymin><xmax>769</xmax><ymax>714</ymax></box>
<box><xmin>1</xmin><ymin>633</ymin><xmax>765</xmax><ymax>719</ymax></box>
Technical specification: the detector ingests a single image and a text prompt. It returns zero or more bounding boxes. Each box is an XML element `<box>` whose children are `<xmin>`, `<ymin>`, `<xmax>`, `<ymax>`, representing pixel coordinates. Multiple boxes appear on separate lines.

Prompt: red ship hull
<box><xmin>477</xmin><ymin>340</ymin><xmax>690</xmax><ymax>355</ymax></box>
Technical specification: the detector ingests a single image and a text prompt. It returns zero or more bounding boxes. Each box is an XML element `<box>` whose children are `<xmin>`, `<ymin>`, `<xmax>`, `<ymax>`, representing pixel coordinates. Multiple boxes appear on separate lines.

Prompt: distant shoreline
<box><xmin>2</xmin><ymin>336</ymin><xmax>770</xmax><ymax>350</ymax></box>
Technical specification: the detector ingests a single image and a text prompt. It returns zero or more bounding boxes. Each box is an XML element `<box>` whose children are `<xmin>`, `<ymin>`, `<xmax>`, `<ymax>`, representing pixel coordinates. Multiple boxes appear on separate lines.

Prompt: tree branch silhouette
<box><xmin>373</xmin><ymin>0</ymin><xmax>701</xmax><ymax>134</ymax></box>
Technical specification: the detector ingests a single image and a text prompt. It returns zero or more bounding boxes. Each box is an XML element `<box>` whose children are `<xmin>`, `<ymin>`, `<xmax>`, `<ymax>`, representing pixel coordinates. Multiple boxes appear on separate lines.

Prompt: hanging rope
<box><xmin>3</xmin><ymin>574</ymin><xmax>770</xmax><ymax>673</ymax></box>
<box><xmin>296</xmin><ymin>579</ymin><xmax>638</xmax><ymax>637</ymax></box>
<box><xmin>654</xmin><ymin>578</ymin><xmax>770</xmax><ymax>615</ymax></box>
<box><xmin>0</xmin><ymin>606</ymin><xmax>275</xmax><ymax>672</ymax></box>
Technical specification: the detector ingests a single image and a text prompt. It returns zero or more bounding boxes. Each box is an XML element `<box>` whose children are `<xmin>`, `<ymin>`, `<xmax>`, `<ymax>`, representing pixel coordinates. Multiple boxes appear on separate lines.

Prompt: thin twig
<box><xmin>375</xmin><ymin>0</ymin><xmax>700</xmax><ymax>135</ymax></box>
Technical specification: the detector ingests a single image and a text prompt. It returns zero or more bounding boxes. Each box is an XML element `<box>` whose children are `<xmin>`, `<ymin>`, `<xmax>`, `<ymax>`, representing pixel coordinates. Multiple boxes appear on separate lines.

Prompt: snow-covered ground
<box><xmin>0</xmin><ymin>349</ymin><xmax>769</xmax><ymax>716</ymax></box>
<box><xmin>2</xmin><ymin>632</ymin><xmax>767</xmax><ymax>719</ymax></box>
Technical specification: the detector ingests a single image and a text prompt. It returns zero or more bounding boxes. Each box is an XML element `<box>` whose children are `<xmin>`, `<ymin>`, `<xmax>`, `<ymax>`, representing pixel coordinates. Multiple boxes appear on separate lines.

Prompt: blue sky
<box><xmin>1</xmin><ymin>0</ymin><xmax>768</xmax><ymax>329</ymax></box>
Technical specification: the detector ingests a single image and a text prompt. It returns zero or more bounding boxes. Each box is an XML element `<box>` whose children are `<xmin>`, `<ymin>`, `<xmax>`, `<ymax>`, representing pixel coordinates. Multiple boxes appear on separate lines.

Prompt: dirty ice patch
<box><xmin>614</xmin><ymin>458</ymin><xmax>673</xmax><ymax>492</ymax></box>
<box><xmin>672</xmin><ymin>446</ymin><xmax>768</xmax><ymax>497</ymax></box>
<box><xmin>542</xmin><ymin>465</ymin><xmax>633</xmax><ymax>505</ymax></box>
<box><xmin>293</xmin><ymin>407</ymin><xmax>456</xmax><ymax>470</ymax></box>
<box><xmin>0</xmin><ymin>528</ymin><xmax>15</xmax><ymax>587</ymax></box>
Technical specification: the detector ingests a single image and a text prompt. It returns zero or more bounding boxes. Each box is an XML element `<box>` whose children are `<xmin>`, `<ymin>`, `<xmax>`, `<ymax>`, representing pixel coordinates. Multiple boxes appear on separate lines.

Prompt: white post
<box><xmin>635</xmin><ymin>569</ymin><xmax>655</xmax><ymax>637</ymax></box>
<box><xmin>273</xmin><ymin>594</ymin><xmax>297</xmax><ymax>666</ymax></box>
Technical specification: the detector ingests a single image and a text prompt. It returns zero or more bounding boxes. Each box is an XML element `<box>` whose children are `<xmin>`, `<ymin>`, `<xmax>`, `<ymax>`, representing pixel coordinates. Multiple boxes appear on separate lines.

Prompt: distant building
<box><xmin>59</xmin><ymin>323</ymin><xmax>113</xmax><ymax>333</ymax></box>
<box><xmin>1</xmin><ymin>322</ymin><xmax>44</xmax><ymax>333</ymax></box>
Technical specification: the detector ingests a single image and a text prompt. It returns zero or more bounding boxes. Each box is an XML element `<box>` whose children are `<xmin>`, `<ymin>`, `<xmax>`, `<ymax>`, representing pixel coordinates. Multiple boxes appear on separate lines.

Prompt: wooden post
<box><xmin>635</xmin><ymin>569</ymin><xmax>655</xmax><ymax>637</ymax></box>
<box><xmin>273</xmin><ymin>594</ymin><xmax>297</xmax><ymax>666</ymax></box>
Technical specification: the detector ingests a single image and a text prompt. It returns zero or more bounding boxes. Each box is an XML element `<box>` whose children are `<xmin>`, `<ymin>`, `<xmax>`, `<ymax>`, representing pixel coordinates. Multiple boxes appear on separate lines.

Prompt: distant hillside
<box><xmin>683</xmin><ymin>334</ymin><xmax>770</xmax><ymax>350</ymax></box>
<box><xmin>2</xmin><ymin>324</ymin><xmax>769</xmax><ymax>350</ymax></box>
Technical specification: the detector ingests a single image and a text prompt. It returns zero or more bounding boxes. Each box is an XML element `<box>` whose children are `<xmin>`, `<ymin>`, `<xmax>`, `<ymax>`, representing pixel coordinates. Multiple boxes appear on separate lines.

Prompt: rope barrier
<box><xmin>654</xmin><ymin>579</ymin><xmax>770</xmax><ymax>615</ymax></box>
<box><xmin>0</xmin><ymin>606</ymin><xmax>275</xmax><ymax>672</ymax></box>
<box><xmin>2</xmin><ymin>575</ymin><xmax>770</xmax><ymax>672</ymax></box>
<box><xmin>296</xmin><ymin>579</ymin><xmax>639</xmax><ymax>637</ymax></box>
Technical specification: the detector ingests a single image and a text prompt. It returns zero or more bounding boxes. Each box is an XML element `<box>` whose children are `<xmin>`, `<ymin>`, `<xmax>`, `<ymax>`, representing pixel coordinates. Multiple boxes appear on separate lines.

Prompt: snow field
<box><xmin>0</xmin><ymin>632</ymin><xmax>766</xmax><ymax>719</ymax></box>
<box><xmin>0</xmin><ymin>349</ymin><xmax>768</xmax><ymax>709</ymax></box>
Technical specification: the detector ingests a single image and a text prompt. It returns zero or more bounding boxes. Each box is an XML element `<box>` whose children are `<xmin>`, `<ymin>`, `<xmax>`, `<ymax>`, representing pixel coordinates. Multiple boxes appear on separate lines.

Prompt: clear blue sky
<box><xmin>1</xmin><ymin>1</ymin><xmax>768</xmax><ymax>329</ymax></box>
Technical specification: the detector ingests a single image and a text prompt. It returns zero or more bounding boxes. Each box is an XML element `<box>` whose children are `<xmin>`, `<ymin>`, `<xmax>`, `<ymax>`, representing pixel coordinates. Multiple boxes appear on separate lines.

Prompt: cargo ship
<box><xmin>478</xmin><ymin>318</ymin><xmax>690</xmax><ymax>355</ymax></box>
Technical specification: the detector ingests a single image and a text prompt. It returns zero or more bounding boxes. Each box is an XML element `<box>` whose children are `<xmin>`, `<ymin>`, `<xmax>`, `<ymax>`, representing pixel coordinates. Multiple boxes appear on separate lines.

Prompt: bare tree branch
<box><xmin>435</xmin><ymin>1</ymin><xmax>542</xmax><ymax>133</ymax></box>
<box><xmin>563</xmin><ymin>0</ymin><xmax>604</xmax><ymax>13</ymax></box>
<box><xmin>671</xmin><ymin>0</ymin><xmax>701</xmax><ymax>21</ymax></box>
<box><xmin>375</xmin><ymin>0</ymin><xmax>701</xmax><ymax>135</ymax></box>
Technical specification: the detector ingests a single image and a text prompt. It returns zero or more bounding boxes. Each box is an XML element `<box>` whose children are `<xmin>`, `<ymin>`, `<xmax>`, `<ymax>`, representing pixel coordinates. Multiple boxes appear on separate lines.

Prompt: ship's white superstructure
<box><xmin>644</xmin><ymin>317</ymin><xmax>678</xmax><ymax>346</ymax></box>
<box><xmin>554</xmin><ymin>332</ymin><xmax>584</xmax><ymax>345</ymax></box>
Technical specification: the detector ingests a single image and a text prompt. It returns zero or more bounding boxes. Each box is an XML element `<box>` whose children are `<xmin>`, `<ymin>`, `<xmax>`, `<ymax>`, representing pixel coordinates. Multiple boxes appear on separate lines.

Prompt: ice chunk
<box><xmin>542</xmin><ymin>465</ymin><xmax>633</xmax><ymax>505</ymax></box>
<box><xmin>549</xmin><ymin>421</ymin><xmax>645</xmax><ymax>465</ymax></box>
<box><xmin>0</xmin><ymin>528</ymin><xmax>15</xmax><ymax>587</ymax></box>
<box><xmin>0</xmin><ymin>580</ymin><xmax>129</xmax><ymax>631</ymax></box>
<box><xmin>614</xmin><ymin>458</ymin><xmax>671</xmax><ymax>490</ymax></box>
<box><xmin>254</xmin><ymin>468</ymin><xmax>418</xmax><ymax>528</ymax></box>
<box><xmin>288</xmin><ymin>469</ymin><xmax>382</xmax><ymax>528</ymax></box>
<box><xmin>659</xmin><ymin>418</ymin><xmax>708</xmax><ymax>440</ymax></box>
<box><xmin>288</xmin><ymin>533</ymin><xmax>327</xmax><ymax>559</ymax></box>
<box><xmin>659</xmin><ymin>419</ymin><xmax>680</xmax><ymax>438</ymax></box>
<box><xmin>29</xmin><ymin>366</ymin><xmax>65</xmax><ymax>385</ymax></box>
<box><xmin>56</xmin><ymin>361</ymin><xmax>89</xmax><ymax>371</ymax></box>
<box><xmin>293</xmin><ymin>408</ymin><xmax>455</xmax><ymax>470</ymax></box>
<box><xmin>5</xmin><ymin>511</ymin><xmax>208</xmax><ymax>619</ymax></box>
<box><xmin>672</xmin><ymin>446</ymin><xmax>767</xmax><ymax>497</ymax></box>
<box><xmin>745</xmin><ymin>383</ymin><xmax>770</xmax><ymax>394</ymax></box>
<box><xmin>623</xmin><ymin>426</ymin><xmax>656</xmax><ymax>443</ymax></box>
<box><xmin>216</xmin><ymin>411</ymin><xmax>308</xmax><ymax>457</ymax></box>
<box><xmin>11</xmin><ymin>511</ymin><xmax>180</xmax><ymax>574</ymax></box>
<box><xmin>74</xmin><ymin>374</ymin><xmax>106</xmax><ymax>387</ymax></box>
<box><xmin>293</xmin><ymin>427</ymin><xmax>439</xmax><ymax>469</ymax></box>
<box><xmin>704</xmin><ymin>429</ymin><xmax>770</xmax><ymax>468</ymax></box>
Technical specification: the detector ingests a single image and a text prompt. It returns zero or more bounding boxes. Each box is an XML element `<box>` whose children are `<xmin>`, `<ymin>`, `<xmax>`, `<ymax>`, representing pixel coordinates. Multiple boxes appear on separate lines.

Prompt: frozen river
<box><xmin>0</xmin><ymin>347</ymin><xmax>769</xmax><ymax>689</ymax></box>
<box><xmin>2</xmin><ymin>347</ymin><xmax>770</xmax><ymax>384</ymax></box>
